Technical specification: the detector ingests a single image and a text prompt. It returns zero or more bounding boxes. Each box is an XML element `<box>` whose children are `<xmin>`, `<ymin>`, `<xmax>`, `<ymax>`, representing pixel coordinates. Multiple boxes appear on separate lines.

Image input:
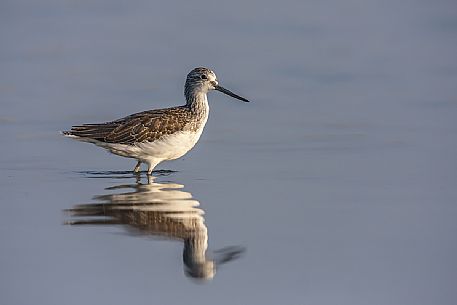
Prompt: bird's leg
<box><xmin>133</xmin><ymin>161</ymin><xmax>141</xmax><ymax>173</ymax></box>
<box><xmin>147</xmin><ymin>160</ymin><xmax>159</xmax><ymax>176</ymax></box>
<box><xmin>147</xmin><ymin>165</ymin><xmax>154</xmax><ymax>175</ymax></box>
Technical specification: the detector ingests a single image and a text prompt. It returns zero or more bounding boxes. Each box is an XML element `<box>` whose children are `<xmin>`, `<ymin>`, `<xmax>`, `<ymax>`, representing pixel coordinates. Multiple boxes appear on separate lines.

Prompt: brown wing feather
<box><xmin>64</xmin><ymin>106</ymin><xmax>193</xmax><ymax>145</ymax></box>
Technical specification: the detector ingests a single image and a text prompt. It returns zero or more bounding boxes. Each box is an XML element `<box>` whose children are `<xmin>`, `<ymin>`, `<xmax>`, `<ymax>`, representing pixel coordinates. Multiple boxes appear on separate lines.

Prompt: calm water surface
<box><xmin>1</xmin><ymin>0</ymin><xmax>456</xmax><ymax>304</ymax></box>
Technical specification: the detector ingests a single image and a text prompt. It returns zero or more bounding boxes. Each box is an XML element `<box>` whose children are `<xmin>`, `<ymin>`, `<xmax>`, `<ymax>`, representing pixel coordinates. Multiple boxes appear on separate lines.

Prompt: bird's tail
<box><xmin>61</xmin><ymin>123</ymin><xmax>118</xmax><ymax>142</ymax></box>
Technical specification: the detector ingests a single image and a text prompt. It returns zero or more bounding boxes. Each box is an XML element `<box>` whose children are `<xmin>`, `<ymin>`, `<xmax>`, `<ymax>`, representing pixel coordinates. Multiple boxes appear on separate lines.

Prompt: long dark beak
<box><xmin>214</xmin><ymin>84</ymin><xmax>250</xmax><ymax>103</ymax></box>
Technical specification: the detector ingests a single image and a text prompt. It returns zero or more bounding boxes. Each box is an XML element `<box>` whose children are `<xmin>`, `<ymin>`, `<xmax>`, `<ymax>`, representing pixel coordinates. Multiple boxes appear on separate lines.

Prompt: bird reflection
<box><xmin>66</xmin><ymin>174</ymin><xmax>244</xmax><ymax>281</ymax></box>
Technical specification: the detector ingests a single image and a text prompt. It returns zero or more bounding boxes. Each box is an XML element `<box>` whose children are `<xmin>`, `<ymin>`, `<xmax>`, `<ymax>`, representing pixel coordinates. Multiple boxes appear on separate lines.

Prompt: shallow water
<box><xmin>1</xmin><ymin>0</ymin><xmax>457</xmax><ymax>304</ymax></box>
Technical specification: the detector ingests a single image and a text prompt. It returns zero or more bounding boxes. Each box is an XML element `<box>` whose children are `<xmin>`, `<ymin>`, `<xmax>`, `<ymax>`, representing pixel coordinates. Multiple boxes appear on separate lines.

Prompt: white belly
<box><xmin>97</xmin><ymin>127</ymin><xmax>206</xmax><ymax>163</ymax></box>
<box><xmin>134</xmin><ymin>130</ymin><xmax>204</xmax><ymax>160</ymax></box>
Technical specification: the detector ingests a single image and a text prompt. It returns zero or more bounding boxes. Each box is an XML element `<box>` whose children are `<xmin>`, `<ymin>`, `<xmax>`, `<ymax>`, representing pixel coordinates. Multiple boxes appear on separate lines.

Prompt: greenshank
<box><xmin>63</xmin><ymin>67</ymin><xmax>250</xmax><ymax>174</ymax></box>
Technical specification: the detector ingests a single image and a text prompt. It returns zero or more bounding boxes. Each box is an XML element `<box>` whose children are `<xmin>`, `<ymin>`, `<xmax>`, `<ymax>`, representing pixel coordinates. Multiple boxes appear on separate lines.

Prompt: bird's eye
<box><xmin>200</xmin><ymin>75</ymin><xmax>207</xmax><ymax>80</ymax></box>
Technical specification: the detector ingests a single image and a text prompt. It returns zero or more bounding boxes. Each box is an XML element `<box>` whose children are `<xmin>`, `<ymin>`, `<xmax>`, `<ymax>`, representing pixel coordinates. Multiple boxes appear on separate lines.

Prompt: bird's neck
<box><xmin>185</xmin><ymin>90</ymin><xmax>209</xmax><ymax>117</ymax></box>
<box><xmin>183</xmin><ymin>231</ymin><xmax>208</xmax><ymax>266</ymax></box>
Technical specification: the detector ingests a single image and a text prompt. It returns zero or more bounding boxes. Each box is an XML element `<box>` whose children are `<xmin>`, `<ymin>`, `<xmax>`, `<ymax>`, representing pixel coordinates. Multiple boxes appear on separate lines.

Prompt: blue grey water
<box><xmin>1</xmin><ymin>0</ymin><xmax>456</xmax><ymax>304</ymax></box>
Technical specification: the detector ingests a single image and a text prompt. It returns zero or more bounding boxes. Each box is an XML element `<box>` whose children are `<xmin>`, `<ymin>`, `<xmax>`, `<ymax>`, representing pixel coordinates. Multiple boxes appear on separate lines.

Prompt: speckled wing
<box><xmin>64</xmin><ymin>107</ymin><xmax>192</xmax><ymax>145</ymax></box>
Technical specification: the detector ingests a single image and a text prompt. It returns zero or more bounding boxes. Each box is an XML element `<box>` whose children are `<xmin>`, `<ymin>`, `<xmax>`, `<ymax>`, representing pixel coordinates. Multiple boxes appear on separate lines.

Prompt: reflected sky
<box><xmin>65</xmin><ymin>172</ymin><xmax>244</xmax><ymax>281</ymax></box>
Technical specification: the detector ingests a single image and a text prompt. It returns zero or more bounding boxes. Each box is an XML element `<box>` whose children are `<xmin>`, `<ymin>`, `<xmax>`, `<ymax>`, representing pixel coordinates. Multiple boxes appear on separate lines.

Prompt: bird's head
<box><xmin>185</xmin><ymin>67</ymin><xmax>250</xmax><ymax>103</ymax></box>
